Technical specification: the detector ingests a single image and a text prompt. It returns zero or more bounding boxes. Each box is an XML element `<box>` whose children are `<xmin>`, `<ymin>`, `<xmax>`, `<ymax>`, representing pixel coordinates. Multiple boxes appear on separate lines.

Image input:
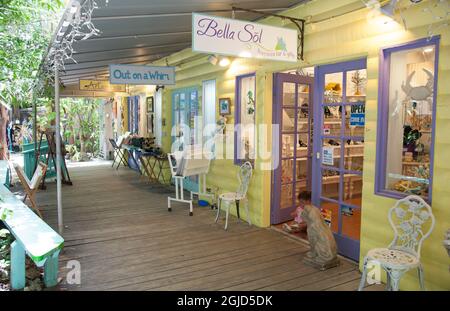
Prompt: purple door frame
<box><xmin>271</xmin><ymin>73</ymin><xmax>314</xmax><ymax>224</ymax></box>
<box><xmin>312</xmin><ymin>58</ymin><xmax>367</xmax><ymax>261</ymax></box>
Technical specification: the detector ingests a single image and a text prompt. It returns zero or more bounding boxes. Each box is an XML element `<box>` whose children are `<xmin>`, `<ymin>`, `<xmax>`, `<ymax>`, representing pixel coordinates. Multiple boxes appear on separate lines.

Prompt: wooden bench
<box><xmin>0</xmin><ymin>160</ymin><xmax>64</xmax><ymax>290</ymax></box>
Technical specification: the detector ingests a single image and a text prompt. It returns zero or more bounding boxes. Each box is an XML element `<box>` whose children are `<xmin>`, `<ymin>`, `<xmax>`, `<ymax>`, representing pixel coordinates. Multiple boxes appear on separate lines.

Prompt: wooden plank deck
<box><xmin>30</xmin><ymin>161</ymin><xmax>383</xmax><ymax>291</ymax></box>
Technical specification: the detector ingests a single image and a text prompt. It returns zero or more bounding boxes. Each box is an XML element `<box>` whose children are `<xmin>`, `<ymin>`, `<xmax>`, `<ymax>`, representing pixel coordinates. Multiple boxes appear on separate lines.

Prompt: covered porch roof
<box><xmin>55</xmin><ymin>0</ymin><xmax>309</xmax><ymax>87</ymax></box>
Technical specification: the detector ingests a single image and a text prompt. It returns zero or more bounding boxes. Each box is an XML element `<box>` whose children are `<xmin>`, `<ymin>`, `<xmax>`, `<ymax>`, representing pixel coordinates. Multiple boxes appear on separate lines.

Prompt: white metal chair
<box><xmin>215</xmin><ymin>161</ymin><xmax>253</xmax><ymax>230</ymax></box>
<box><xmin>358</xmin><ymin>195</ymin><xmax>435</xmax><ymax>291</ymax></box>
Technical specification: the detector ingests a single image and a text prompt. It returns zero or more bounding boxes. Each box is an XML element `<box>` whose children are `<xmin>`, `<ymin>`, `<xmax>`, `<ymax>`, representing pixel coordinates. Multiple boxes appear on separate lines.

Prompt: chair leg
<box><xmin>358</xmin><ymin>256</ymin><xmax>369</xmax><ymax>291</ymax></box>
<box><xmin>224</xmin><ymin>204</ymin><xmax>230</xmax><ymax>230</ymax></box>
<box><xmin>235</xmin><ymin>199</ymin><xmax>240</xmax><ymax>222</ymax></box>
<box><xmin>215</xmin><ymin>198</ymin><xmax>221</xmax><ymax>223</ymax></box>
<box><xmin>389</xmin><ymin>270</ymin><xmax>405</xmax><ymax>291</ymax></box>
<box><xmin>386</xmin><ymin>272</ymin><xmax>392</xmax><ymax>291</ymax></box>
<box><xmin>418</xmin><ymin>264</ymin><xmax>426</xmax><ymax>291</ymax></box>
<box><xmin>244</xmin><ymin>198</ymin><xmax>251</xmax><ymax>226</ymax></box>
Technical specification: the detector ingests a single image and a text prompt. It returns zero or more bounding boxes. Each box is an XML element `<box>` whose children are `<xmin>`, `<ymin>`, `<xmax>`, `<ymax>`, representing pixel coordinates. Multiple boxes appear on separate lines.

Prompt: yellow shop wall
<box><xmin>153</xmin><ymin>56</ymin><xmax>273</xmax><ymax>227</ymax></box>
<box><xmin>147</xmin><ymin>0</ymin><xmax>449</xmax><ymax>290</ymax></box>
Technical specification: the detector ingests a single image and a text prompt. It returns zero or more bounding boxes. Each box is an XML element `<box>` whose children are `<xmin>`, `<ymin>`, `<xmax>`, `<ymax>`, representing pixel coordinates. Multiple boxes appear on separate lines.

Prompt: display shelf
<box><xmin>402</xmin><ymin>161</ymin><xmax>429</xmax><ymax>166</ymax></box>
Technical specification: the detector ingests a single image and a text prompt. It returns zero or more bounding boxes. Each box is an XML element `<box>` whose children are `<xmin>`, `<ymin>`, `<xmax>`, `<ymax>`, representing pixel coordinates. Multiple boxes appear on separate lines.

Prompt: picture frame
<box><xmin>146</xmin><ymin>96</ymin><xmax>154</xmax><ymax>113</ymax></box>
<box><xmin>219</xmin><ymin>97</ymin><xmax>231</xmax><ymax>115</ymax></box>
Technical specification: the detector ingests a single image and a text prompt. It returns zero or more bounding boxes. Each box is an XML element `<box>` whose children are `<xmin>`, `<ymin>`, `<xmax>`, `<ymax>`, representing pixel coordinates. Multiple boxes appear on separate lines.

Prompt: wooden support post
<box><xmin>10</xmin><ymin>241</ymin><xmax>25</xmax><ymax>290</ymax></box>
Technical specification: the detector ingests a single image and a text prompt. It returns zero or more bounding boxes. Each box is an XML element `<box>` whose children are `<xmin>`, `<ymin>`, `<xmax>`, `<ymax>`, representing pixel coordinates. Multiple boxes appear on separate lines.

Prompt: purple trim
<box><xmin>375</xmin><ymin>36</ymin><xmax>440</xmax><ymax>204</ymax></box>
<box><xmin>234</xmin><ymin>73</ymin><xmax>256</xmax><ymax>165</ymax></box>
<box><xmin>313</xmin><ymin>58</ymin><xmax>367</xmax><ymax>261</ymax></box>
<box><xmin>270</xmin><ymin>73</ymin><xmax>314</xmax><ymax>224</ymax></box>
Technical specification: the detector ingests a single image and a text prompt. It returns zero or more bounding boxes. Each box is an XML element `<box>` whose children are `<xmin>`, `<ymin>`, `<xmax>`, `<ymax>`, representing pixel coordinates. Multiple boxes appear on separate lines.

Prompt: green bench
<box><xmin>0</xmin><ymin>160</ymin><xmax>64</xmax><ymax>290</ymax></box>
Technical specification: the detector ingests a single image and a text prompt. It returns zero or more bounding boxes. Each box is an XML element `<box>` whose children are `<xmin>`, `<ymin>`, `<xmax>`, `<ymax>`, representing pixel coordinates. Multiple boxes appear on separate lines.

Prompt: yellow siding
<box><xmin>130</xmin><ymin>0</ymin><xmax>449</xmax><ymax>290</ymax></box>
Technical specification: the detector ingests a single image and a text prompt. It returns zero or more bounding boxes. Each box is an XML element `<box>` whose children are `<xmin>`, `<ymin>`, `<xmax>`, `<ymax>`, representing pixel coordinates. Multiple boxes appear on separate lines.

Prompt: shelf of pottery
<box><xmin>391</xmin><ymin>100</ymin><xmax>432</xmax><ymax>198</ymax></box>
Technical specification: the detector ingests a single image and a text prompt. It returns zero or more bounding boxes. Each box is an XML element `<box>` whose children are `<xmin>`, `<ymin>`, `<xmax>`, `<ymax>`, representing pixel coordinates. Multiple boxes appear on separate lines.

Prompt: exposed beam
<box><xmin>65</xmin><ymin>52</ymin><xmax>176</xmax><ymax>69</ymax></box>
<box><xmin>72</xmin><ymin>41</ymin><xmax>191</xmax><ymax>55</ymax></box>
<box><xmin>62</xmin><ymin>54</ymin><xmax>168</xmax><ymax>74</ymax></box>
<box><xmin>91</xmin><ymin>7</ymin><xmax>291</xmax><ymax>21</ymax></box>
<box><xmin>83</xmin><ymin>31</ymin><xmax>191</xmax><ymax>42</ymax></box>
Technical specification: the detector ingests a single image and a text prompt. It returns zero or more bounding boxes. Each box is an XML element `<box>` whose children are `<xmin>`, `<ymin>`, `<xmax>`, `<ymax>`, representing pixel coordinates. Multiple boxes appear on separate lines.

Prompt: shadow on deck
<box><xmin>33</xmin><ymin>161</ymin><xmax>383</xmax><ymax>291</ymax></box>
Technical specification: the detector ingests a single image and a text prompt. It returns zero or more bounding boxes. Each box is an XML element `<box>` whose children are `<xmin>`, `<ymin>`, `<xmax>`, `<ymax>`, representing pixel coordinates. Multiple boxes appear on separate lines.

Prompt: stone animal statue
<box><xmin>301</xmin><ymin>204</ymin><xmax>339</xmax><ymax>270</ymax></box>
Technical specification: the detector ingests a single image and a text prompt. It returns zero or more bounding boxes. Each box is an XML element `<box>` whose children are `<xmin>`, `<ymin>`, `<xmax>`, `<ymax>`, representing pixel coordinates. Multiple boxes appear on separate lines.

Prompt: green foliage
<box><xmin>61</xmin><ymin>98</ymin><xmax>101</xmax><ymax>159</ymax></box>
<box><xmin>0</xmin><ymin>228</ymin><xmax>11</xmax><ymax>262</ymax></box>
<box><xmin>0</xmin><ymin>0</ymin><xmax>63</xmax><ymax>108</ymax></box>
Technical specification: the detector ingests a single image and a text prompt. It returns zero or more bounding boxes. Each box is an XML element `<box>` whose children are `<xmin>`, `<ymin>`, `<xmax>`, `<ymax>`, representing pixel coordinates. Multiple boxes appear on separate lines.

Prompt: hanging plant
<box><xmin>247</xmin><ymin>90</ymin><xmax>255</xmax><ymax>115</ymax></box>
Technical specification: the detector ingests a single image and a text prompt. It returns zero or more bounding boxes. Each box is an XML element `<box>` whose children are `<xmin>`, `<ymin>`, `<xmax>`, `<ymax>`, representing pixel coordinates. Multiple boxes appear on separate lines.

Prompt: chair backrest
<box><xmin>13</xmin><ymin>163</ymin><xmax>31</xmax><ymax>187</ymax></box>
<box><xmin>388</xmin><ymin>195</ymin><xmax>435</xmax><ymax>259</ymax></box>
<box><xmin>236</xmin><ymin>161</ymin><xmax>253</xmax><ymax>197</ymax></box>
<box><xmin>14</xmin><ymin>162</ymin><xmax>47</xmax><ymax>190</ymax></box>
<box><xmin>30</xmin><ymin>162</ymin><xmax>47</xmax><ymax>189</ymax></box>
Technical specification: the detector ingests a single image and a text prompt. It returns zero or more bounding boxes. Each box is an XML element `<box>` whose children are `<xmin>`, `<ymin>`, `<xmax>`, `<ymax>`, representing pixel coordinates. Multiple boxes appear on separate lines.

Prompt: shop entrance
<box><xmin>171</xmin><ymin>87</ymin><xmax>200</xmax><ymax>193</ymax></box>
<box><xmin>271</xmin><ymin>73</ymin><xmax>314</xmax><ymax>224</ymax></box>
<box><xmin>312</xmin><ymin>59</ymin><xmax>367</xmax><ymax>261</ymax></box>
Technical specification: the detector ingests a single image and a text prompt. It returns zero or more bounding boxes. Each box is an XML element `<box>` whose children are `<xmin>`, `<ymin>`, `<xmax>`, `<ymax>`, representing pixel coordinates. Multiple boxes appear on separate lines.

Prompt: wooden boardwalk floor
<box><xmin>31</xmin><ymin>162</ymin><xmax>382</xmax><ymax>291</ymax></box>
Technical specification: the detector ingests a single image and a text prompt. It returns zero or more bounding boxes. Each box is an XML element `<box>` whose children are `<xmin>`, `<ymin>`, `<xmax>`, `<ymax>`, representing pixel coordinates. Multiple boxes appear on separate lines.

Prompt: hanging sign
<box><xmin>192</xmin><ymin>13</ymin><xmax>298</xmax><ymax>62</ymax></box>
<box><xmin>109</xmin><ymin>64</ymin><xmax>176</xmax><ymax>85</ymax></box>
<box><xmin>79</xmin><ymin>79</ymin><xmax>126</xmax><ymax>92</ymax></box>
<box><xmin>322</xmin><ymin>146</ymin><xmax>335</xmax><ymax>166</ymax></box>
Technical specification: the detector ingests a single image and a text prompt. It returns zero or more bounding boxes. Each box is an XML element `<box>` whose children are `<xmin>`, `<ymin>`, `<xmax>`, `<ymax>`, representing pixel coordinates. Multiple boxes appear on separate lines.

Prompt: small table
<box><xmin>140</xmin><ymin>154</ymin><xmax>170</xmax><ymax>184</ymax></box>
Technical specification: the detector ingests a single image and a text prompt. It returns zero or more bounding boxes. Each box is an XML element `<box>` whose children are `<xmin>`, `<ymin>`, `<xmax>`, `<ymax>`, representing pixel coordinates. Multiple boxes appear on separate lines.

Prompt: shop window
<box><xmin>376</xmin><ymin>37</ymin><xmax>439</xmax><ymax>202</ymax></box>
<box><xmin>235</xmin><ymin>73</ymin><xmax>256</xmax><ymax>164</ymax></box>
<box><xmin>202</xmin><ymin>79</ymin><xmax>216</xmax><ymax>155</ymax></box>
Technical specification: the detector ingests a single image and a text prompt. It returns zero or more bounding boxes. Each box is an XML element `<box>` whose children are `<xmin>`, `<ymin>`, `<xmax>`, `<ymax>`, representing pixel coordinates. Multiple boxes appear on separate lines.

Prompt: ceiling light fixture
<box><xmin>219</xmin><ymin>57</ymin><xmax>231</xmax><ymax>67</ymax></box>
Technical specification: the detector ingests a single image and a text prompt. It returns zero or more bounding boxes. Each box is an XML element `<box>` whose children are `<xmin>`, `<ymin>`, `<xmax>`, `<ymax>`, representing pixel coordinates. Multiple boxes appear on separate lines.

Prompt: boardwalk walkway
<box><xmin>33</xmin><ymin>162</ymin><xmax>382</xmax><ymax>291</ymax></box>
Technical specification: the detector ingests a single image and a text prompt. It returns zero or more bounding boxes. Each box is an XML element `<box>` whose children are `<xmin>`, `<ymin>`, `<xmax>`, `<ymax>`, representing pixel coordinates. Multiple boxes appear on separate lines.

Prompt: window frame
<box><xmin>375</xmin><ymin>36</ymin><xmax>440</xmax><ymax>203</ymax></box>
<box><xmin>234</xmin><ymin>72</ymin><xmax>256</xmax><ymax>165</ymax></box>
<box><xmin>202</xmin><ymin>79</ymin><xmax>217</xmax><ymax>157</ymax></box>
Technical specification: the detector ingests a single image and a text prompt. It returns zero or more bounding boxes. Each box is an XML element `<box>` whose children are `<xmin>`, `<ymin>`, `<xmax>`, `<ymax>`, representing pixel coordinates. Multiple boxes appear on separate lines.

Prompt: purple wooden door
<box><xmin>271</xmin><ymin>73</ymin><xmax>314</xmax><ymax>224</ymax></box>
<box><xmin>312</xmin><ymin>59</ymin><xmax>367</xmax><ymax>261</ymax></box>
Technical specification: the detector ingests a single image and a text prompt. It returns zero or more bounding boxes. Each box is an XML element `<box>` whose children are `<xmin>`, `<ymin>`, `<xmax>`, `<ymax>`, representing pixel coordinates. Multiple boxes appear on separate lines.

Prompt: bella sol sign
<box><xmin>109</xmin><ymin>64</ymin><xmax>175</xmax><ymax>85</ymax></box>
<box><xmin>192</xmin><ymin>13</ymin><xmax>298</xmax><ymax>62</ymax></box>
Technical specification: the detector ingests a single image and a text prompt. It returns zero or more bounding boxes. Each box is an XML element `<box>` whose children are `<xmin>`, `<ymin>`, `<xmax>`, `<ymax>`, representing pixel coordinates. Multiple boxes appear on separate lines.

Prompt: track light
<box><xmin>208</xmin><ymin>55</ymin><xmax>218</xmax><ymax>66</ymax></box>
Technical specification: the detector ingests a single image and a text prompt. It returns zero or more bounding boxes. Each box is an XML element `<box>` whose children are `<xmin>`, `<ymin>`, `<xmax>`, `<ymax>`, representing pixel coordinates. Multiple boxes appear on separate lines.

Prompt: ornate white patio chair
<box><xmin>358</xmin><ymin>195</ymin><xmax>435</xmax><ymax>291</ymax></box>
<box><xmin>215</xmin><ymin>161</ymin><xmax>253</xmax><ymax>230</ymax></box>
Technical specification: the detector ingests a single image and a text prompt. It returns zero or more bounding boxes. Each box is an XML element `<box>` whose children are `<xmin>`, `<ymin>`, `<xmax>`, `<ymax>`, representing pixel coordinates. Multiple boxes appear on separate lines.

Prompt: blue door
<box><xmin>313</xmin><ymin>59</ymin><xmax>367</xmax><ymax>261</ymax></box>
<box><xmin>171</xmin><ymin>87</ymin><xmax>200</xmax><ymax>193</ymax></box>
